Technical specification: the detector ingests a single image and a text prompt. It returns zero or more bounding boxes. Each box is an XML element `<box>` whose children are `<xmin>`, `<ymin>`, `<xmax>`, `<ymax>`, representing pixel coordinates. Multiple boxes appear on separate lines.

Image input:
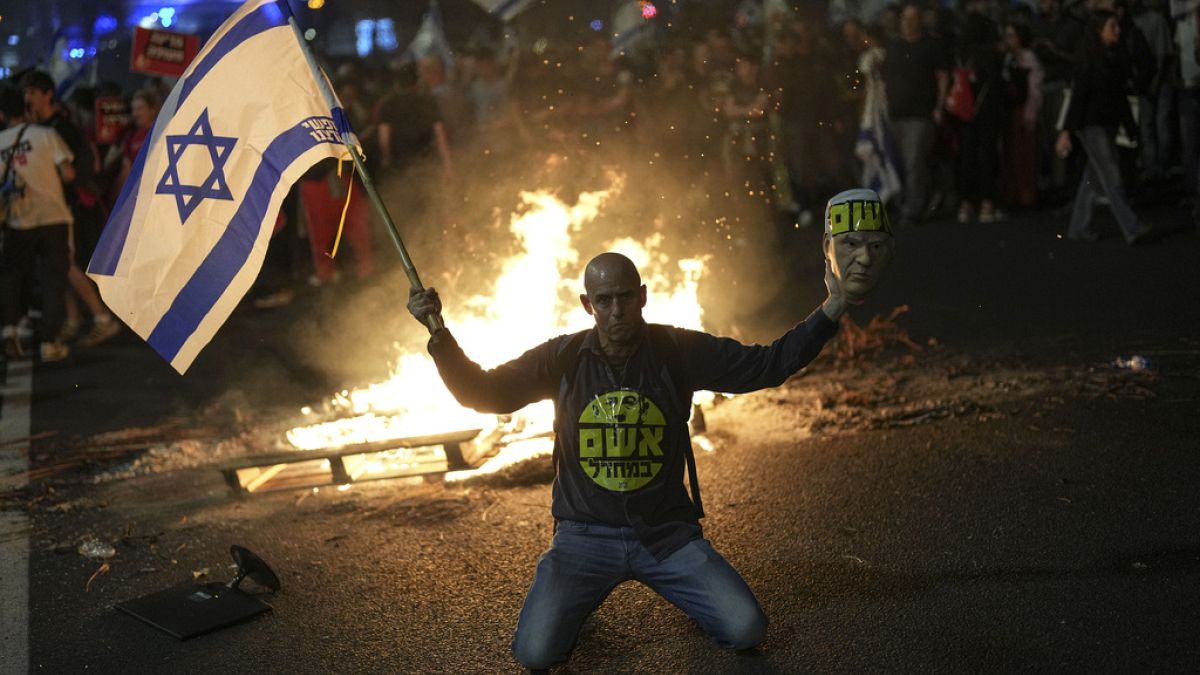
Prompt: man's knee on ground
<box><xmin>722</xmin><ymin>605</ymin><xmax>768</xmax><ymax>651</ymax></box>
<box><xmin>512</xmin><ymin>632</ymin><xmax>562</xmax><ymax>671</ymax></box>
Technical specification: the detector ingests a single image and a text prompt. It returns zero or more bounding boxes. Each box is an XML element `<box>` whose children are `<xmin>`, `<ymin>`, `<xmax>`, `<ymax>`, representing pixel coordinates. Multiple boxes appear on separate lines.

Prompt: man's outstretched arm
<box><xmin>679</xmin><ymin>258</ymin><xmax>850</xmax><ymax>393</ymax></box>
<box><xmin>675</xmin><ymin>307</ymin><xmax>838</xmax><ymax>394</ymax></box>
<box><xmin>408</xmin><ymin>287</ymin><xmax>558</xmax><ymax>414</ymax></box>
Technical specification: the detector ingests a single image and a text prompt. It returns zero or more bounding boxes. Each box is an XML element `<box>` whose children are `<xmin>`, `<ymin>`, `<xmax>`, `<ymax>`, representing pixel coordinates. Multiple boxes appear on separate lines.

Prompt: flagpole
<box><xmin>286</xmin><ymin>14</ymin><xmax>444</xmax><ymax>334</ymax></box>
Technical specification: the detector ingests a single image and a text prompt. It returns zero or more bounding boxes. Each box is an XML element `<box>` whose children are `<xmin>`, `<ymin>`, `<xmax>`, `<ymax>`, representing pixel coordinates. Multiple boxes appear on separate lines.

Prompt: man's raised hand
<box><xmin>407</xmin><ymin>287</ymin><xmax>443</xmax><ymax>326</ymax></box>
<box><xmin>821</xmin><ymin>257</ymin><xmax>848</xmax><ymax>321</ymax></box>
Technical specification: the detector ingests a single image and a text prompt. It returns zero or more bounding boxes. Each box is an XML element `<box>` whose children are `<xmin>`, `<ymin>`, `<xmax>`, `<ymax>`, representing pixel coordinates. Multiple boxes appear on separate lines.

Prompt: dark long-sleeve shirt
<box><xmin>1063</xmin><ymin>47</ymin><xmax>1137</xmax><ymax>135</ymax></box>
<box><xmin>428</xmin><ymin>307</ymin><xmax>838</xmax><ymax>559</ymax></box>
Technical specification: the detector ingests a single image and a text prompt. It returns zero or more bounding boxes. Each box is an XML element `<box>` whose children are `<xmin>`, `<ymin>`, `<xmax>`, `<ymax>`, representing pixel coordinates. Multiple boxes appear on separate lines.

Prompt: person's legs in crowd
<box><xmin>34</xmin><ymin>224</ymin><xmax>71</xmax><ymax>361</ymax></box>
<box><xmin>1000</xmin><ymin>109</ymin><xmax>1039</xmax><ymax>208</ymax></box>
<box><xmin>1154</xmin><ymin>83</ymin><xmax>1176</xmax><ymax>176</ymax></box>
<box><xmin>1067</xmin><ymin>162</ymin><xmax>1100</xmax><ymax>241</ymax></box>
<box><xmin>67</xmin><ymin>265</ymin><xmax>120</xmax><ymax>347</ymax></box>
<box><xmin>1075</xmin><ymin>126</ymin><xmax>1147</xmax><ymax>243</ymax></box>
<box><xmin>62</xmin><ymin>204</ymin><xmax>121</xmax><ymax>347</ymax></box>
<box><xmin>344</xmin><ymin>181</ymin><xmax>375</xmax><ymax>280</ymax></box>
<box><xmin>1040</xmin><ymin>82</ymin><xmax>1071</xmax><ymax>200</ymax></box>
<box><xmin>1139</xmin><ymin>93</ymin><xmax>1163</xmax><ymax>181</ymax></box>
<box><xmin>300</xmin><ymin>177</ymin><xmax>341</xmax><ymax>285</ymax></box>
<box><xmin>62</xmin><ymin>286</ymin><xmax>82</xmax><ymax>342</ymax></box>
<box><xmin>977</xmin><ymin>114</ymin><xmax>1004</xmax><ymax>222</ymax></box>
<box><xmin>927</xmin><ymin>121</ymin><xmax>956</xmax><ymax>219</ymax></box>
<box><xmin>1</xmin><ymin>227</ymin><xmax>36</xmax><ymax>358</ymax></box>
<box><xmin>893</xmin><ymin>117</ymin><xmax>934</xmax><ymax>226</ymax></box>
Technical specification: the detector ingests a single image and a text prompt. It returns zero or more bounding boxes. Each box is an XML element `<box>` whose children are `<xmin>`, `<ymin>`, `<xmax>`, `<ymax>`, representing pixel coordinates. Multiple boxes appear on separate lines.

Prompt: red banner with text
<box><xmin>130</xmin><ymin>27</ymin><xmax>199</xmax><ymax>78</ymax></box>
<box><xmin>95</xmin><ymin>97</ymin><xmax>131</xmax><ymax>145</ymax></box>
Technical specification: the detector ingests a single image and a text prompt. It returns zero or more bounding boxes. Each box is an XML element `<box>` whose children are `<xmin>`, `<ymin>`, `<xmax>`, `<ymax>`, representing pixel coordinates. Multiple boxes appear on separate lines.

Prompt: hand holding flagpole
<box><xmin>286</xmin><ymin>14</ymin><xmax>444</xmax><ymax>334</ymax></box>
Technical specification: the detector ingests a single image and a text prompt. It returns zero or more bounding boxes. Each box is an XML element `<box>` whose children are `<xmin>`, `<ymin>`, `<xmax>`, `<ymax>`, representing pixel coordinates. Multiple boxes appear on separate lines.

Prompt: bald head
<box><xmin>580</xmin><ymin>252</ymin><xmax>647</xmax><ymax>349</ymax></box>
<box><xmin>583</xmin><ymin>252</ymin><xmax>641</xmax><ymax>294</ymax></box>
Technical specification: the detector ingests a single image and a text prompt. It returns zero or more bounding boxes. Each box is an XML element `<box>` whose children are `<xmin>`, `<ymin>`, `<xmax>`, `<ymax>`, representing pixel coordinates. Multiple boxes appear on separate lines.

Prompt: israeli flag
<box><xmin>88</xmin><ymin>0</ymin><xmax>357</xmax><ymax>374</ymax></box>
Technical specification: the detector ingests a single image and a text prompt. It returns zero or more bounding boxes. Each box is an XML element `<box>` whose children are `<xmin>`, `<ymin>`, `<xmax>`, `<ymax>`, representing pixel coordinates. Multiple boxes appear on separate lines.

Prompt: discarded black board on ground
<box><xmin>115</xmin><ymin>545</ymin><xmax>280</xmax><ymax>640</ymax></box>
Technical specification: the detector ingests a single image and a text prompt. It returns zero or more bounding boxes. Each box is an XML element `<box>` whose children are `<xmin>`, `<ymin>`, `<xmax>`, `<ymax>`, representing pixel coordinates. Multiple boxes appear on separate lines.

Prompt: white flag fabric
<box><xmin>88</xmin><ymin>0</ymin><xmax>355</xmax><ymax>374</ymax></box>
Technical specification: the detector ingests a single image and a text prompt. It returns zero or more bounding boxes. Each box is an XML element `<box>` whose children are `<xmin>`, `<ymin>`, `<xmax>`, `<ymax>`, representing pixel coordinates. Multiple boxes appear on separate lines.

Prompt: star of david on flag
<box><xmin>88</xmin><ymin>0</ymin><xmax>359</xmax><ymax>374</ymax></box>
<box><xmin>155</xmin><ymin>109</ymin><xmax>237</xmax><ymax>223</ymax></box>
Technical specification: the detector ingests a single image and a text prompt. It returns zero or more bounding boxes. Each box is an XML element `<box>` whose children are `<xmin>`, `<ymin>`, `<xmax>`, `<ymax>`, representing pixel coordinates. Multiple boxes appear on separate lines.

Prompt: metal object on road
<box><xmin>115</xmin><ymin>545</ymin><xmax>279</xmax><ymax>640</ymax></box>
<box><xmin>219</xmin><ymin>429</ymin><xmax>482</xmax><ymax>496</ymax></box>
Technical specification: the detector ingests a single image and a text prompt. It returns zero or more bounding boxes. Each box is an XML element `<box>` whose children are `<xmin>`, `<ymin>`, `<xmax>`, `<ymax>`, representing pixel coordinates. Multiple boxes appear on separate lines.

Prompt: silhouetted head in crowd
<box><xmin>418</xmin><ymin>55</ymin><xmax>447</xmax><ymax>89</ymax></box>
<box><xmin>1082</xmin><ymin>9</ymin><xmax>1121</xmax><ymax>58</ymax></box>
<box><xmin>391</xmin><ymin>60</ymin><xmax>419</xmax><ymax>91</ymax></box>
<box><xmin>20</xmin><ymin>70</ymin><xmax>56</xmax><ymax>123</ymax></box>
<box><xmin>0</xmin><ymin>85</ymin><xmax>26</xmax><ymax>126</ymax></box>
<box><xmin>131</xmin><ymin>88</ymin><xmax>160</xmax><ymax>130</ymax></box>
<box><xmin>900</xmin><ymin>2</ymin><xmax>924</xmax><ymax>41</ymax></box>
<box><xmin>1005</xmin><ymin>21</ymin><xmax>1033</xmax><ymax>53</ymax></box>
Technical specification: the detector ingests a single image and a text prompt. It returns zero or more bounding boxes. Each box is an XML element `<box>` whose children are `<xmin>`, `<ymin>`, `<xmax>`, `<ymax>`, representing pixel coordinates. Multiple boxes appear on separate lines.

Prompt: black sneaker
<box><xmin>1127</xmin><ymin>224</ymin><xmax>1155</xmax><ymax>245</ymax></box>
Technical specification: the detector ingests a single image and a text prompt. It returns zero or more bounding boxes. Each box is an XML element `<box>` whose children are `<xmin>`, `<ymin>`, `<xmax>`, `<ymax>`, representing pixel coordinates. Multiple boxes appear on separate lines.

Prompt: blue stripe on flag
<box><xmin>178</xmin><ymin>1</ymin><xmax>288</xmax><ymax>108</ymax></box>
<box><xmin>88</xmin><ymin>116</ymin><xmax>154</xmax><ymax>275</ymax></box>
<box><xmin>88</xmin><ymin>0</ymin><xmax>289</xmax><ymax>277</ymax></box>
<box><xmin>332</xmin><ymin>106</ymin><xmax>352</xmax><ymax>136</ymax></box>
<box><xmin>145</xmin><ymin>121</ymin><xmax>337</xmax><ymax>362</ymax></box>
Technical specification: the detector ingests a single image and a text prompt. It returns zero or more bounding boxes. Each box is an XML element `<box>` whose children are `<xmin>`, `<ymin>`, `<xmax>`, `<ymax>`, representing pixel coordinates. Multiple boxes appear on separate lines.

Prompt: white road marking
<box><xmin>0</xmin><ymin>359</ymin><xmax>32</xmax><ymax>674</ymax></box>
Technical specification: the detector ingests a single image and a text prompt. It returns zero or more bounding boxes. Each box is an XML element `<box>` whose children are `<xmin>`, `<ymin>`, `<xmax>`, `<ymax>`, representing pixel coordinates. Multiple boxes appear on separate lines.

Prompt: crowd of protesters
<box><xmin>2</xmin><ymin>0</ymin><xmax>1197</xmax><ymax>362</ymax></box>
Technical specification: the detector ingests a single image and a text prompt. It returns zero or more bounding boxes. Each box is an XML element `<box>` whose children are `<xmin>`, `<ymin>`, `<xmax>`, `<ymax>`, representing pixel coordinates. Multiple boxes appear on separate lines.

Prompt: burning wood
<box><xmin>834</xmin><ymin>305</ymin><xmax>924</xmax><ymax>363</ymax></box>
<box><xmin>220</xmin><ymin>430</ymin><xmax>481</xmax><ymax>495</ymax></box>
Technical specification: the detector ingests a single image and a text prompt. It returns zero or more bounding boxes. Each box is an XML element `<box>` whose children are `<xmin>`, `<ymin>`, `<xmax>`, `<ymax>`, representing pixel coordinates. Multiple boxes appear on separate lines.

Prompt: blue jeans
<box><xmin>511</xmin><ymin>520</ymin><xmax>767</xmax><ymax>670</ymax></box>
<box><xmin>1068</xmin><ymin>126</ymin><xmax>1141</xmax><ymax>241</ymax></box>
<box><xmin>891</xmin><ymin>117</ymin><xmax>935</xmax><ymax>222</ymax></box>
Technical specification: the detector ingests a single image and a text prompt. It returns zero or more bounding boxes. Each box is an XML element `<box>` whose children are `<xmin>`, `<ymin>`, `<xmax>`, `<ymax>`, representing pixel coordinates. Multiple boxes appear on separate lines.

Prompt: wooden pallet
<box><xmin>220</xmin><ymin>429</ymin><xmax>482</xmax><ymax>495</ymax></box>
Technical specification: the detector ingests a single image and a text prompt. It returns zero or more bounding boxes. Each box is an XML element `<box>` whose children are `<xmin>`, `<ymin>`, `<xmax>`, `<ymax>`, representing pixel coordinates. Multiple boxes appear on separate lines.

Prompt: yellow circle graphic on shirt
<box><xmin>578</xmin><ymin>389</ymin><xmax>667</xmax><ymax>492</ymax></box>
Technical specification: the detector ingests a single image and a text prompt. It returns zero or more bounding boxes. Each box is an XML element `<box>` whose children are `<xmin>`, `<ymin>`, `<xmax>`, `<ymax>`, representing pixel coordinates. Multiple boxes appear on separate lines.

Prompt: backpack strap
<box><xmin>646</xmin><ymin>325</ymin><xmax>704</xmax><ymax>519</ymax></box>
<box><xmin>1</xmin><ymin>124</ymin><xmax>29</xmax><ymax>188</ymax></box>
<box><xmin>551</xmin><ymin>330</ymin><xmax>589</xmax><ymax>528</ymax></box>
<box><xmin>555</xmin><ymin>330</ymin><xmax>589</xmax><ymax>401</ymax></box>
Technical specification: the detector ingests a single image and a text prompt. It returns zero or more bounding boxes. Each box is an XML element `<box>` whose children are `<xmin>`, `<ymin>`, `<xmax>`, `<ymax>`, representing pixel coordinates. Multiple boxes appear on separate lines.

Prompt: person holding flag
<box><xmin>407</xmin><ymin>188</ymin><xmax>897</xmax><ymax>670</ymax></box>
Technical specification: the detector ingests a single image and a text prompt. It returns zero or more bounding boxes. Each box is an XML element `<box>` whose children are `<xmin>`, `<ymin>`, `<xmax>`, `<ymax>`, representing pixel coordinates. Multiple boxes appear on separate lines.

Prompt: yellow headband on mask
<box><xmin>825</xmin><ymin>188</ymin><xmax>892</xmax><ymax>236</ymax></box>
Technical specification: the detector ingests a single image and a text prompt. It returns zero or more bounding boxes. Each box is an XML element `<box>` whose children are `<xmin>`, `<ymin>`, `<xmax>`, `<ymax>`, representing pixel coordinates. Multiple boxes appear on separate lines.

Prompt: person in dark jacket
<box><xmin>953</xmin><ymin>10</ymin><xmax>1007</xmax><ymax>224</ymax></box>
<box><xmin>407</xmin><ymin>188</ymin><xmax>896</xmax><ymax>671</ymax></box>
<box><xmin>1056</xmin><ymin>10</ymin><xmax>1151</xmax><ymax>243</ymax></box>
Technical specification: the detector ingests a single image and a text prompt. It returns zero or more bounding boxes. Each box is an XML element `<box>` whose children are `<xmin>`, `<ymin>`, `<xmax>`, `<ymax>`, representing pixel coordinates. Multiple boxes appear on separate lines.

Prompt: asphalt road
<box><xmin>3</xmin><ymin>203</ymin><xmax>1200</xmax><ymax>673</ymax></box>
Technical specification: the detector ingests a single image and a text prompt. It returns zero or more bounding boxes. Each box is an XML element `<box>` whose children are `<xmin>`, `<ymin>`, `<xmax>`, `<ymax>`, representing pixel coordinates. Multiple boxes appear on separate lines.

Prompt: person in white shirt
<box><xmin>0</xmin><ymin>86</ymin><xmax>75</xmax><ymax>362</ymax></box>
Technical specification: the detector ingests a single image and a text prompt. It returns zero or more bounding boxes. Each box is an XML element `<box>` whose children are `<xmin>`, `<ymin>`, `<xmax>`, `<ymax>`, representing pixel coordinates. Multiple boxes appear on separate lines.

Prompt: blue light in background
<box><xmin>589</xmin><ymin>19</ymin><xmax>604</xmax><ymax>31</ymax></box>
<box><xmin>94</xmin><ymin>14</ymin><xmax>120</xmax><ymax>35</ymax></box>
<box><xmin>136</xmin><ymin>7</ymin><xmax>179</xmax><ymax>29</ymax></box>
<box><xmin>68</xmin><ymin>48</ymin><xmax>86</xmax><ymax>59</ymax></box>
<box><xmin>6</xmin><ymin>36</ymin><xmax>17</xmax><ymax>46</ymax></box>
<box><xmin>376</xmin><ymin>18</ymin><xmax>398</xmax><ymax>52</ymax></box>
<box><xmin>355</xmin><ymin>20</ymin><xmax>374</xmax><ymax>58</ymax></box>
